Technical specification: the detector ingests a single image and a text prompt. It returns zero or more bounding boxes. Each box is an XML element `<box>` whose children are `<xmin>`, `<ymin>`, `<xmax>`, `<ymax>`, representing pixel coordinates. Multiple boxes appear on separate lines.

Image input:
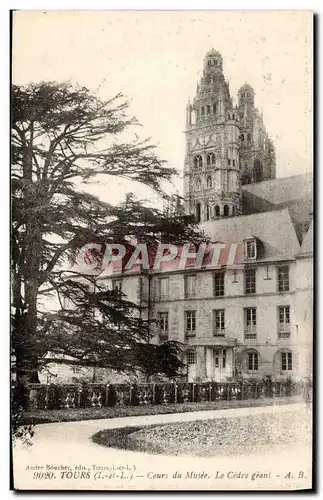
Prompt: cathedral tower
<box><xmin>184</xmin><ymin>50</ymin><xmax>242</xmax><ymax>221</ymax></box>
<box><xmin>238</xmin><ymin>84</ymin><xmax>276</xmax><ymax>185</ymax></box>
<box><xmin>183</xmin><ymin>51</ymin><xmax>276</xmax><ymax>220</ymax></box>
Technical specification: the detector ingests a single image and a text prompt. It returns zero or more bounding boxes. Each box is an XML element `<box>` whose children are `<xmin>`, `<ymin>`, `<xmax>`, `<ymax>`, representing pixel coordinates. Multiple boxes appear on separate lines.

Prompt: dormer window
<box><xmin>244</xmin><ymin>238</ymin><xmax>257</xmax><ymax>260</ymax></box>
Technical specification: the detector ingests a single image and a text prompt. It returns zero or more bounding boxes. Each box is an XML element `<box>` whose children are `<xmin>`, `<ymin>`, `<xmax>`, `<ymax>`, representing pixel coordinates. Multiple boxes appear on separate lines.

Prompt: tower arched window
<box><xmin>196</xmin><ymin>178</ymin><xmax>201</xmax><ymax>190</ymax></box>
<box><xmin>206</xmin><ymin>205</ymin><xmax>210</xmax><ymax>221</ymax></box>
<box><xmin>196</xmin><ymin>203</ymin><xmax>201</xmax><ymax>222</ymax></box>
<box><xmin>194</xmin><ymin>155</ymin><xmax>203</xmax><ymax>169</ymax></box>
<box><xmin>206</xmin><ymin>176</ymin><xmax>212</xmax><ymax>188</ymax></box>
<box><xmin>206</xmin><ymin>105</ymin><xmax>210</xmax><ymax>116</ymax></box>
<box><xmin>213</xmin><ymin>103</ymin><xmax>218</xmax><ymax>115</ymax></box>
<box><xmin>214</xmin><ymin>205</ymin><xmax>220</xmax><ymax>217</ymax></box>
<box><xmin>201</xmin><ymin>106</ymin><xmax>205</xmax><ymax>118</ymax></box>
<box><xmin>223</xmin><ymin>205</ymin><xmax>229</xmax><ymax>217</ymax></box>
<box><xmin>207</xmin><ymin>153</ymin><xmax>215</xmax><ymax>166</ymax></box>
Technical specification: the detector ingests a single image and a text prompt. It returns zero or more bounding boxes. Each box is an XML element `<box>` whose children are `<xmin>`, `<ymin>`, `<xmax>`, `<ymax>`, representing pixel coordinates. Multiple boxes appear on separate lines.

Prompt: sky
<box><xmin>12</xmin><ymin>10</ymin><xmax>313</xmax><ymax>206</ymax></box>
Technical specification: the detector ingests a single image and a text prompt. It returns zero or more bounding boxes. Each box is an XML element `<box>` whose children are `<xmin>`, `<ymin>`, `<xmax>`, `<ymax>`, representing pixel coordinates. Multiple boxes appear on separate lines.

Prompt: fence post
<box><xmin>279</xmin><ymin>382</ymin><xmax>282</xmax><ymax>398</ymax></box>
<box><xmin>209</xmin><ymin>383</ymin><xmax>212</xmax><ymax>402</ymax></box>
<box><xmin>174</xmin><ymin>383</ymin><xmax>178</xmax><ymax>404</ymax></box>
<box><xmin>192</xmin><ymin>384</ymin><xmax>195</xmax><ymax>403</ymax></box>
<box><xmin>129</xmin><ymin>385</ymin><xmax>132</xmax><ymax>406</ymax></box>
<box><xmin>241</xmin><ymin>382</ymin><xmax>244</xmax><ymax>401</ymax></box>
<box><xmin>77</xmin><ymin>385</ymin><xmax>81</xmax><ymax>408</ymax></box>
<box><xmin>152</xmin><ymin>384</ymin><xmax>155</xmax><ymax>405</ymax></box>
<box><xmin>105</xmin><ymin>384</ymin><xmax>109</xmax><ymax>406</ymax></box>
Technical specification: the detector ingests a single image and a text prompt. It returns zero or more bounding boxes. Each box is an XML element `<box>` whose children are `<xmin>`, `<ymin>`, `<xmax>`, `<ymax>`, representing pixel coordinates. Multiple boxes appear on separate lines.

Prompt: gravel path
<box><xmin>13</xmin><ymin>402</ymin><xmax>312</xmax><ymax>491</ymax></box>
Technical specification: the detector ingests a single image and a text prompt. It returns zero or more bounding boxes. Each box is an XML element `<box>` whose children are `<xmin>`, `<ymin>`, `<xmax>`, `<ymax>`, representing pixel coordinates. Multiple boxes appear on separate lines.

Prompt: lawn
<box><xmin>22</xmin><ymin>395</ymin><xmax>301</xmax><ymax>425</ymax></box>
<box><xmin>92</xmin><ymin>407</ymin><xmax>311</xmax><ymax>458</ymax></box>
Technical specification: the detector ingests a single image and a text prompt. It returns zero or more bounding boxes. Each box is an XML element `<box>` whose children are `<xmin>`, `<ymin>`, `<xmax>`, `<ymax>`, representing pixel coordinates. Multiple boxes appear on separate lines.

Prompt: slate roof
<box><xmin>200</xmin><ymin>208</ymin><xmax>301</xmax><ymax>263</ymax></box>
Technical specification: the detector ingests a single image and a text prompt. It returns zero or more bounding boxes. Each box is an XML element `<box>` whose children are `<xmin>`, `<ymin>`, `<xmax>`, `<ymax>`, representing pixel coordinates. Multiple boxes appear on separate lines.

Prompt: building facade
<box><xmin>44</xmin><ymin>51</ymin><xmax>312</xmax><ymax>384</ymax></box>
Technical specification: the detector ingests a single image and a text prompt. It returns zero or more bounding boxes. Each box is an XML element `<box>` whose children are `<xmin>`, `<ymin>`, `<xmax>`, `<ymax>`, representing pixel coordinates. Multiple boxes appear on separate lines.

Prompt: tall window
<box><xmin>277</xmin><ymin>266</ymin><xmax>290</xmax><ymax>292</ymax></box>
<box><xmin>222</xmin><ymin>170</ymin><xmax>229</xmax><ymax>191</ymax></box>
<box><xmin>194</xmin><ymin>155</ymin><xmax>203</xmax><ymax>169</ymax></box>
<box><xmin>206</xmin><ymin>176</ymin><xmax>212</xmax><ymax>188</ymax></box>
<box><xmin>185</xmin><ymin>311</ymin><xmax>196</xmax><ymax>337</ymax></box>
<box><xmin>244</xmin><ymin>308</ymin><xmax>257</xmax><ymax>339</ymax></box>
<box><xmin>159</xmin><ymin>277</ymin><xmax>169</xmax><ymax>300</ymax></box>
<box><xmin>245</xmin><ymin>269</ymin><xmax>256</xmax><ymax>294</ymax></box>
<box><xmin>196</xmin><ymin>178</ymin><xmax>201</xmax><ymax>190</ymax></box>
<box><xmin>158</xmin><ymin>312</ymin><xmax>169</xmax><ymax>339</ymax></box>
<box><xmin>214</xmin><ymin>349</ymin><xmax>226</xmax><ymax>368</ymax></box>
<box><xmin>281</xmin><ymin>352</ymin><xmax>292</xmax><ymax>371</ymax></box>
<box><xmin>207</xmin><ymin>153</ymin><xmax>215</xmax><ymax>166</ymax></box>
<box><xmin>187</xmin><ymin>350</ymin><xmax>196</xmax><ymax>365</ymax></box>
<box><xmin>214</xmin><ymin>271</ymin><xmax>225</xmax><ymax>296</ymax></box>
<box><xmin>278</xmin><ymin>306</ymin><xmax>290</xmax><ymax>338</ymax></box>
<box><xmin>184</xmin><ymin>275</ymin><xmax>196</xmax><ymax>298</ymax></box>
<box><xmin>244</xmin><ymin>239</ymin><xmax>256</xmax><ymax>259</ymax></box>
<box><xmin>213</xmin><ymin>103</ymin><xmax>218</xmax><ymax>115</ymax></box>
<box><xmin>206</xmin><ymin>105</ymin><xmax>211</xmax><ymax>116</ymax></box>
<box><xmin>196</xmin><ymin>203</ymin><xmax>201</xmax><ymax>222</ymax></box>
<box><xmin>201</xmin><ymin>106</ymin><xmax>205</xmax><ymax>117</ymax></box>
<box><xmin>213</xmin><ymin>309</ymin><xmax>225</xmax><ymax>336</ymax></box>
<box><xmin>248</xmin><ymin>352</ymin><xmax>259</xmax><ymax>371</ymax></box>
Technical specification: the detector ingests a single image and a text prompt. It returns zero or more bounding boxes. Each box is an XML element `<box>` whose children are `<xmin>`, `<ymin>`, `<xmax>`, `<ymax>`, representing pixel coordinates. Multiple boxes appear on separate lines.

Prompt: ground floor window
<box><xmin>187</xmin><ymin>350</ymin><xmax>197</xmax><ymax>365</ymax></box>
<box><xmin>248</xmin><ymin>351</ymin><xmax>258</xmax><ymax>371</ymax></box>
<box><xmin>281</xmin><ymin>352</ymin><xmax>292</xmax><ymax>371</ymax></box>
<box><xmin>214</xmin><ymin>348</ymin><xmax>226</xmax><ymax>368</ymax></box>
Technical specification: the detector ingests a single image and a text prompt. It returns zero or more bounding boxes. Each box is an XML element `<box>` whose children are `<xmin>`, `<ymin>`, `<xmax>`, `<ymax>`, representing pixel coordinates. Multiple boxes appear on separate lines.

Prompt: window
<box><xmin>159</xmin><ymin>277</ymin><xmax>169</xmax><ymax>300</ymax></box>
<box><xmin>184</xmin><ymin>275</ymin><xmax>196</xmax><ymax>298</ymax></box>
<box><xmin>277</xmin><ymin>266</ymin><xmax>290</xmax><ymax>292</ymax></box>
<box><xmin>196</xmin><ymin>203</ymin><xmax>201</xmax><ymax>222</ymax></box>
<box><xmin>281</xmin><ymin>352</ymin><xmax>292</xmax><ymax>371</ymax></box>
<box><xmin>213</xmin><ymin>103</ymin><xmax>218</xmax><ymax>115</ymax></box>
<box><xmin>278</xmin><ymin>306</ymin><xmax>290</xmax><ymax>338</ymax></box>
<box><xmin>214</xmin><ymin>205</ymin><xmax>220</xmax><ymax>217</ymax></box>
<box><xmin>244</xmin><ymin>308</ymin><xmax>257</xmax><ymax>339</ymax></box>
<box><xmin>207</xmin><ymin>153</ymin><xmax>215</xmax><ymax>166</ymax></box>
<box><xmin>201</xmin><ymin>106</ymin><xmax>205</xmax><ymax>117</ymax></box>
<box><xmin>194</xmin><ymin>155</ymin><xmax>203</xmax><ymax>169</ymax></box>
<box><xmin>214</xmin><ymin>271</ymin><xmax>225</xmax><ymax>296</ymax></box>
<box><xmin>214</xmin><ymin>349</ymin><xmax>226</xmax><ymax>368</ymax></box>
<box><xmin>112</xmin><ymin>279</ymin><xmax>122</xmax><ymax>295</ymax></box>
<box><xmin>248</xmin><ymin>352</ymin><xmax>259</xmax><ymax>371</ymax></box>
<box><xmin>245</xmin><ymin>269</ymin><xmax>256</xmax><ymax>294</ymax></box>
<box><xmin>196</xmin><ymin>178</ymin><xmax>201</xmax><ymax>190</ymax></box>
<box><xmin>214</xmin><ymin>309</ymin><xmax>225</xmax><ymax>336</ymax></box>
<box><xmin>244</xmin><ymin>239</ymin><xmax>256</xmax><ymax>259</ymax></box>
<box><xmin>185</xmin><ymin>311</ymin><xmax>196</xmax><ymax>336</ymax></box>
<box><xmin>158</xmin><ymin>312</ymin><xmax>169</xmax><ymax>338</ymax></box>
<box><xmin>207</xmin><ymin>105</ymin><xmax>211</xmax><ymax>115</ymax></box>
<box><xmin>222</xmin><ymin>170</ymin><xmax>229</xmax><ymax>191</ymax></box>
<box><xmin>187</xmin><ymin>350</ymin><xmax>196</xmax><ymax>365</ymax></box>
<box><xmin>223</xmin><ymin>205</ymin><xmax>229</xmax><ymax>217</ymax></box>
<box><xmin>232</xmin><ymin>159</ymin><xmax>235</xmax><ymax>167</ymax></box>
<box><xmin>228</xmin><ymin>159</ymin><xmax>231</xmax><ymax>166</ymax></box>
<box><xmin>206</xmin><ymin>176</ymin><xmax>212</xmax><ymax>188</ymax></box>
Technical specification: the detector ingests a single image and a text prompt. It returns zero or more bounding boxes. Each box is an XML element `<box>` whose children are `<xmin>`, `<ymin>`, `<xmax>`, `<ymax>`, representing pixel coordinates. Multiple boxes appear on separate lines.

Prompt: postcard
<box><xmin>11</xmin><ymin>10</ymin><xmax>313</xmax><ymax>491</ymax></box>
